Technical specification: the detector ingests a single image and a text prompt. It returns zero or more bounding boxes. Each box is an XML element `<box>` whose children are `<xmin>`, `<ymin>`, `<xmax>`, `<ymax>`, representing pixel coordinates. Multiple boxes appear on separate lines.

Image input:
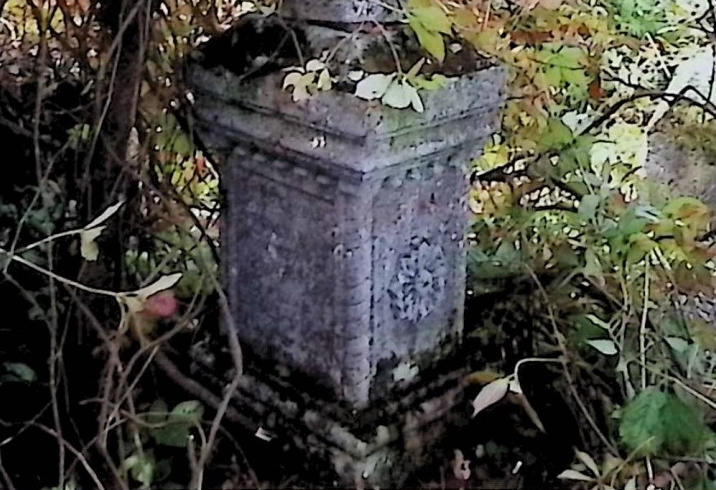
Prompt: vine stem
<box><xmin>640</xmin><ymin>263</ymin><xmax>650</xmax><ymax>391</ymax></box>
<box><xmin>524</xmin><ymin>264</ymin><xmax>620</xmax><ymax>454</ymax></box>
<box><xmin>13</xmin><ymin>229</ymin><xmax>85</xmax><ymax>254</ymax></box>
<box><xmin>0</xmin><ymin>248</ymin><xmax>120</xmax><ymax>298</ymax></box>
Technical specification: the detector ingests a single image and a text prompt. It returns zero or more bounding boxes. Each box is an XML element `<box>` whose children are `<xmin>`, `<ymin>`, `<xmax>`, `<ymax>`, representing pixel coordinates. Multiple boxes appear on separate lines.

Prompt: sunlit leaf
<box><xmin>665</xmin><ymin>337</ymin><xmax>689</xmax><ymax>353</ymax></box>
<box><xmin>355</xmin><ymin>73</ymin><xmax>395</xmax><ymax>100</ymax></box>
<box><xmin>305</xmin><ymin>59</ymin><xmax>325</xmax><ymax>72</ymax></box>
<box><xmin>575</xmin><ymin>450</ymin><xmax>600</xmax><ymax>477</ymax></box>
<box><xmin>84</xmin><ymin>201</ymin><xmax>124</xmax><ymax>230</ymax></box>
<box><xmin>557</xmin><ymin>469</ymin><xmax>594</xmax><ymax>482</ymax></box>
<box><xmin>382</xmin><ymin>80</ymin><xmax>413</xmax><ymax>109</ymax></box>
<box><xmin>472</xmin><ymin>377</ymin><xmax>510</xmax><ymax>417</ymax></box>
<box><xmin>131</xmin><ymin>273</ymin><xmax>183</xmax><ymax>299</ymax></box>
<box><xmin>409</xmin><ymin>16</ymin><xmax>446</xmax><ymax>62</ymax></box>
<box><xmin>586</xmin><ymin>339</ymin><xmax>618</xmax><ymax>356</ymax></box>
<box><xmin>80</xmin><ymin>226</ymin><xmax>104</xmax><ymax>261</ymax></box>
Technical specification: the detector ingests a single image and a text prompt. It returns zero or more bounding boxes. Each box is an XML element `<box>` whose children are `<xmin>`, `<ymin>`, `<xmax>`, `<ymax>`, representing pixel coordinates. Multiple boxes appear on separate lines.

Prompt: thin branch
<box><xmin>33</xmin><ymin>424</ymin><xmax>107</xmax><ymax>490</ymax></box>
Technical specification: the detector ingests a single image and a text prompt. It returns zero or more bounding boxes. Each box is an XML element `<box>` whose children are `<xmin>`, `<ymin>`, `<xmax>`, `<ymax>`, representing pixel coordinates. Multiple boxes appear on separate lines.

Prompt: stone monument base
<box><xmin>192</xmin><ymin>353</ymin><xmax>470</xmax><ymax>488</ymax></box>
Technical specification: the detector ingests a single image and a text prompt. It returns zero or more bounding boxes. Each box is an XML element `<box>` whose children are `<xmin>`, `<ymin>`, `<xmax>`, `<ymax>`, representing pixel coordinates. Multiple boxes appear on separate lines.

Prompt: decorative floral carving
<box><xmin>388</xmin><ymin>237</ymin><xmax>447</xmax><ymax>322</ymax></box>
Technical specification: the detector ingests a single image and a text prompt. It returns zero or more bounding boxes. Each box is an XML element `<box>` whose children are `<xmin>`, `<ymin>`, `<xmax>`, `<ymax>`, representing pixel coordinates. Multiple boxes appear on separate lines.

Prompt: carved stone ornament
<box><xmin>388</xmin><ymin>236</ymin><xmax>447</xmax><ymax>323</ymax></box>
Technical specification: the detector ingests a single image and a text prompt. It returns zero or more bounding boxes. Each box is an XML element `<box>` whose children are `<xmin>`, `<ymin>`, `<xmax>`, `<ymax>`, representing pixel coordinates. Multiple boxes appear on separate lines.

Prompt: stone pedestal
<box><xmin>188</xmin><ymin>3</ymin><xmax>505</xmax><ymax>485</ymax></box>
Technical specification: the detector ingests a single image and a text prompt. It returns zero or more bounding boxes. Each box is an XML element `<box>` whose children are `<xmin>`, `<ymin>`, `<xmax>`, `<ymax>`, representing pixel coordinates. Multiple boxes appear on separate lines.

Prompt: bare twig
<box><xmin>33</xmin><ymin>424</ymin><xmax>107</xmax><ymax>490</ymax></box>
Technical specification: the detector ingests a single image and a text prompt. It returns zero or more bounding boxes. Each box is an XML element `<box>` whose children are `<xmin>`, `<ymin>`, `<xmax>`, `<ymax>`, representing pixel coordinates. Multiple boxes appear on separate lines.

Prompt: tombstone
<box><xmin>187</xmin><ymin>1</ymin><xmax>505</xmax><ymax>485</ymax></box>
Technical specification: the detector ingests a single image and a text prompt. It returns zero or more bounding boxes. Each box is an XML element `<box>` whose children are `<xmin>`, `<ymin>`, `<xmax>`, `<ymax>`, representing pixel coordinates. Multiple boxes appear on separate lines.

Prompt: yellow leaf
<box><xmin>465</xmin><ymin>370</ymin><xmax>504</xmax><ymax>384</ymax></box>
<box><xmin>80</xmin><ymin>226</ymin><xmax>105</xmax><ymax>261</ymax></box>
<box><xmin>409</xmin><ymin>16</ymin><xmax>445</xmax><ymax>62</ymax></box>
<box><xmin>411</xmin><ymin>4</ymin><xmax>452</xmax><ymax>34</ymax></box>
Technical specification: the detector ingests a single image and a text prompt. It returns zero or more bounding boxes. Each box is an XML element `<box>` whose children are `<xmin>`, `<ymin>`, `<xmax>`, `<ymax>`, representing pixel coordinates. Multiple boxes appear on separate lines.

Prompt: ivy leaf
<box><xmin>619</xmin><ymin>389</ymin><xmax>712</xmax><ymax>457</ymax></box>
<box><xmin>355</xmin><ymin>73</ymin><xmax>395</xmax><ymax>100</ymax></box>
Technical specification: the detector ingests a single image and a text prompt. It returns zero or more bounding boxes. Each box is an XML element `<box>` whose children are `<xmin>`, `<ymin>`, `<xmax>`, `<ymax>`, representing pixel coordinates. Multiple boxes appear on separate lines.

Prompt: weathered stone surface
<box><xmin>279</xmin><ymin>0</ymin><xmax>403</xmax><ymax>23</ymax></box>
<box><xmin>189</xmin><ymin>350</ymin><xmax>471</xmax><ymax>487</ymax></box>
<box><xmin>191</xmin><ymin>65</ymin><xmax>504</xmax><ymax>409</ymax></box>
<box><xmin>644</xmin><ymin>128</ymin><xmax>716</xmax><ymax>328</ymax></box>
<box><xmin>645</xmin><ymin>130</ymin><xmax>716</xmax><ymax>212</ymax></box>
<box><xmin>188</xmin><ymin>11</ymin><xmax>505</xmax><ymax>484</ymax></box>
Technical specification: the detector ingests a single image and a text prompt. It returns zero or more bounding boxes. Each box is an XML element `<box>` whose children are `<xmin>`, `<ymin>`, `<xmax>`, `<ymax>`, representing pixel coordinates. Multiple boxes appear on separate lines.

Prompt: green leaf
<box><xmin>129</xmin><ymin>273</ymin><xmax>183</xmax><ymax>300</ymax></box>
<box><xmin>84</xmin><ymin>201</ymin><xmax>124</xmax><ymax>230</ymax></box>
<box><xmin>382</xmin><ymin>80</ymin><xmax>413</xmax><ymax>109</ymax></box>
<box><xmin>172</xmin><ymin>133</ymin><xmax>192</xmax><ymax>156</ymax></box>
<box><xmin>619</xmin><ymin>389</ymin><xmax>712</xmax><ymax>457</ymax></box>
<box><xmin>537</xmin><ymin>117</ymin><xmax>574</xmax><ymax>152</ymax></box>
<box><xmin>543</xmin><ymin>66</ymin><xmax>563</xmax><ymax>87</ymax></box>
<box><xmin>585</xmin><ymin>314</ymin><xmax>611</xmax><ymax>330</ymax></box>
<box><xmin>411</xmin><ymin>5</ymin><xmax>452</xmax><ymax>34</ymax></box>
<box><xmin>2</xmin><ymin>362</ymin><xmax>37</xmax><ymax>383</ymax></box>
<box><xmin>586</xmin><ymin>339</ymin><xmax>618</xmax><ymax>356</ymax></box>
<box><xmin>355</xmin><ymin>73</ymin><xmax>395</xmax><ymax>100</ymax></box>
<box><xmin>149</xmin><ymin>401</ymin><xmax>203</xmax><ymax>447</ymax></box>
<box><xmin>665</xmin><ymin>337</ymin><xmax>689</xmax><ymax>353</ymax></box>
<box><xmin>413</xmin><ymin>73</ymin><xmax>448</xmax><ymax>91</ymax></box>
<box><xmin>579</xmin><ymin>194</ymin><xmax>600</xmax><ymax>221</ymax></box>
<box><xmin>80</xmin><ymin>226</ymin><xmax>104</xmax><ymax>262</ymax></box>
<box><xmin>152</xmin><ymin>426</ymin><xmax>191</xmax><ymax>448</ymax></box>
<box><xmin>409</xmin><ymin>16</ymin><xmax>446</xmax><ymax>62</ymax></box>
<box><xmin>558</xmin><ymin>469</ymin><xmax>594</xmax><ymax>482</ymax></box>
<box><xmin>471</xmin><ymin>377</ymin><xmax>510</xmax><ymax>417</ymax></box>
<box><xmin>626</xmin><ymin>233</ymin><xmax>657</xmax><ymax>265</ymax></box>
<box><xmin>583</xmin><ymin>248</ymin><xmax>604</xmax><ymax>282</ymax></box>
<box><xmin>145</xmin><ymin>399</ymin><xmax>169</xmax><ymax>425</ymax></box>
<box><xmin>170</xmin><ymin>400</ymin><xmax>204</xmax><ymax>424</ymax></box>
<box><xmin>553</xmin><ymin>46</ymin><xmax>586</xmax><ymax>69</ymax></box>
<box><xmin>124</xmin><ymin>452</ymin><xmax>155</xmax><ymax>486</ymax></box>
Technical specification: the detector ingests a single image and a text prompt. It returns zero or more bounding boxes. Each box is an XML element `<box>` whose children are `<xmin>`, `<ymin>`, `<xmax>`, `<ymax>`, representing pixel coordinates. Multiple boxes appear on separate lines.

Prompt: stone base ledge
<box><xmin>224</xmin><ymin>364</ymin><xmax>470</xmax><ymax>488</ymax></box>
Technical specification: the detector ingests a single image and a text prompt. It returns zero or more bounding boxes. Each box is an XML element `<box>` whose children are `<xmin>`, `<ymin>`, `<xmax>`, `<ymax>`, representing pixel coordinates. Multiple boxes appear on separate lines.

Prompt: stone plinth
<box><xmin>188</xmin><ymin>8</ymin><xmax>505</xmax><ymax>485</ymax></box>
